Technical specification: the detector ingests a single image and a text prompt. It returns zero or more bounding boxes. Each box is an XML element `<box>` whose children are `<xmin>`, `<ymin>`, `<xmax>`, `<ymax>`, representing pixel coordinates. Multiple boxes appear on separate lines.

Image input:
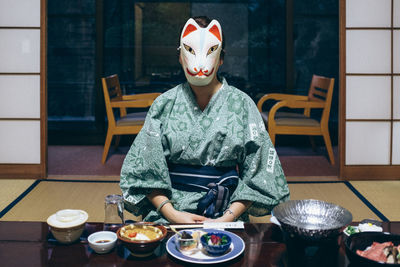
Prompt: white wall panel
<box><xmin>346</xmin><ymin>0</ymin><xmax>391</xmax><ymax>27</ymax></box>
<box><xmin>0</xmin><ymin>0</ymin><xmax>40</xmax><ymax>27</ymax></box>
<box><xmin>0</xmin><ymin>29</ymin><xmax>40</xmax><ymax>73</ymax></box>
<box><xmin>346</xmin><ymin>30</ymin><xmax>391</xmax><ymax>73</ymax></box>
<box><xmin>394</xmin><ymin>31</ymin><xmax>400</xmax><ymax>73</ymax></box>
<box><xmin>395</xmin><ymin>0</ymin><xmax>400</xmax><ymax>27</ymax></box>
<box><xmin>395</xmin><ymin>77</ymin><xmax>400</xmax><ymax>119</ymax></box>
<box><xmin>346</xmin><ymin>76</ymin><xmax>391</xmax><ymax>119</ymax></box>
<box><xmin>0</xmin><ymin>75</ymin><xmax>40</xmax><ymax>118</ymax></box>
<box><xmin>393</xmin><ymin>122</ymin><xmax>400</xmax><ymax>165</ymax></box>
<box><xmin>346</xmin><ymin>122</ymin><xmax>391</xmax><ymax>165</ymax></box>
<box><xmin>0</xmin><ymin>121</ymin><xmax>40</xmax><ymax>164</ymax></box>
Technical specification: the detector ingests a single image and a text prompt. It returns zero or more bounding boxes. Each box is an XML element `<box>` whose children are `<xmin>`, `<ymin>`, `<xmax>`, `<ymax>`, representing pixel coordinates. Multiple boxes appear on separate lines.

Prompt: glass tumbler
<box><xmin>104</xmin><ymin>194</ymin><xmax>125</xmax><ymax>232</ymax></box>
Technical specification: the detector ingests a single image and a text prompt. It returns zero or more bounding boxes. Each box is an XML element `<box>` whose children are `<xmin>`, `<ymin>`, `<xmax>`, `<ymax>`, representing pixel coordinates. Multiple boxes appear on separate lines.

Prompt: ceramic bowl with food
<box><xmin>47</xmin><ymin>209</ymin><xmax>88</xmax><ymax>244</ymax></box>
<box><xmin>200</xmin><ymin>232</ymin><xmax>232</xmax><ymax>256</ymax></box>
<box><xmin>345</xmin><ymin>231</ymin><xmax>400</xmax><ymax>266</ymax></box>
<box><xmin>117</xmin><ymin>223</ymin><xmax>167</xmax><ymax>257</ymax></box>
<box><xmin>88</xmin><ymin>231</ymin><xmax>117</xmax><ymax>254</ymax></box>
<box><xmin>272</xmin><ymin>199</ymin><xmax>352</xmax><ymax>241</ymax></box>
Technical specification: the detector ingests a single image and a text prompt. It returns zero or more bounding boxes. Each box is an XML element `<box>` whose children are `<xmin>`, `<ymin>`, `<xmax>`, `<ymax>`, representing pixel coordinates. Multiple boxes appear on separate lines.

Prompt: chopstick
<box><xmin>166</xmin><ymin>221</ymin><xmax>244</xmax><ymax>229</ymax></box>
<box><xmin>165</xmin><ymin>224</ymin><xmax>204</xmax><ymax>229</ymax></box>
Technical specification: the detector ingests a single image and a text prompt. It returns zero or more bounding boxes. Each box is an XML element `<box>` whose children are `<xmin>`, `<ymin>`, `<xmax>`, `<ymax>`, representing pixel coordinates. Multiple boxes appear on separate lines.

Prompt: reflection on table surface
<box><xmin>0</xmin><ymin>221</ymin><xmax>398</xmax><ymax>267</ymax></box>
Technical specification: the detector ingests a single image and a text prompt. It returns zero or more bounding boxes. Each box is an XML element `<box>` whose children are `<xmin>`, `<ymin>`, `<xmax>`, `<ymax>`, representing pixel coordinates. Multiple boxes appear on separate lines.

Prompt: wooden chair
<box><xmin>101</xmin><ymin>74</ymin><xmax>161</xmax><ymax>164</ymax></box>
<box><xmin>257</xmin><ymin>75</ymin><xmax>335</xmax><ymax>164</ymax></box>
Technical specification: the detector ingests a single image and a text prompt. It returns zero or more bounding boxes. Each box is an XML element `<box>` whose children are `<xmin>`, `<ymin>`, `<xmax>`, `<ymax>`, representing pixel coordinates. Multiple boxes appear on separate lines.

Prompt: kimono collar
<box><xmin>183</xmin><ymin>76</ymin><xmax>228</xmax><ymax>113</ymax></box>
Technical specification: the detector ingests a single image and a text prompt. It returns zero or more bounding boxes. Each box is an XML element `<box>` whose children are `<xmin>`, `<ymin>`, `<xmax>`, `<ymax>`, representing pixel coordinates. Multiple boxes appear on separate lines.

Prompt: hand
<box><xmin>165</xmin><ymin>210</ymin><xmax>206</xmax><ymax>224</ymax></box>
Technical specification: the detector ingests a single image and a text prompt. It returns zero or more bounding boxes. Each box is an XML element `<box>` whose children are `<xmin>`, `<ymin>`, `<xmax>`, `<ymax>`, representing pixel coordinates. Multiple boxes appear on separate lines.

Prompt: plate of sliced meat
<box><xmin>345</xmin><ymin>232</ymin><xmax>400</xmax><ymax>266</ymax></box>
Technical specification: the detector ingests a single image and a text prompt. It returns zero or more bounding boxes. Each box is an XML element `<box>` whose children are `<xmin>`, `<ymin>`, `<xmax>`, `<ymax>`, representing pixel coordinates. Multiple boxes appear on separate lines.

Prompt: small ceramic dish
<box><xmin>344</xmin><ymin>220</ymin><xmax>384</xmax><ymax>237</ymax></box>
<box><xmin>88</xmin><ymin>231</ymin><xmax>117</xmax><ymax>254</ymax></box>
<box><xmin>358</xmin><ymin>223</ymin><xmax>383</xmax><ymax>233</ymax></box>
<box><xmin>200</xmin><ymin>232</ymin><xmax>232</xmax><ymax>256</ymax></box>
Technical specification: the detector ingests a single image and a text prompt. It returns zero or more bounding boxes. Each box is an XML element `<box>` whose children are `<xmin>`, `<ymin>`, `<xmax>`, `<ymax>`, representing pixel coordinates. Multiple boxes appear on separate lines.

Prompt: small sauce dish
<box><xmin>88</xmin><ymin>231</ymin><xmax>117</xmax><ymax>254</ymax></box>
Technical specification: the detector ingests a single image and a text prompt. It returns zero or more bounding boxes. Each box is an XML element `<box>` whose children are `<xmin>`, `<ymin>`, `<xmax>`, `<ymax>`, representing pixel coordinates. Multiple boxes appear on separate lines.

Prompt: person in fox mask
<box><xmin>120</xmin><ymin>16</ymin><xmax>289</xmax><ymax>224</ymax></box>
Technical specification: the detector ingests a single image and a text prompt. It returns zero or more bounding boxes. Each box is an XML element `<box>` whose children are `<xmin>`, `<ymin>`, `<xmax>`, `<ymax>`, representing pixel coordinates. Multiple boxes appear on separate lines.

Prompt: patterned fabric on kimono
<box><xmin>120</xmin><ymin>77</ymin><xmax>290</xmax><ymax>223</ymax></box>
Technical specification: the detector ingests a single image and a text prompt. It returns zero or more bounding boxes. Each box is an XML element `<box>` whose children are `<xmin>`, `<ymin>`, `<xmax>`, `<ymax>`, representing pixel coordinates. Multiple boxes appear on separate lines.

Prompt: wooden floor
<box><xmin>1</xmin><ymin>178</ymin><xmax>398</xmax><ymax>223</ymax></box>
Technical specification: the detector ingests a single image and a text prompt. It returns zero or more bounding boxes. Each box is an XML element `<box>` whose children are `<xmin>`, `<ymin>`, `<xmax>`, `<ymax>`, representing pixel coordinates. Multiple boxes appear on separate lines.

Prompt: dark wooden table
<box><xmin>0</xmin><ymin>221</ymin><xmax>398</xmax><ymax>266</ymax></box>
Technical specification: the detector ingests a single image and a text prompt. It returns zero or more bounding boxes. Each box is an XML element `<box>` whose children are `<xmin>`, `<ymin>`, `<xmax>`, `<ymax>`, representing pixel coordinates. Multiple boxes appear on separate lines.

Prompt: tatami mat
<box><xmin>0</xmin><ymin>179</ymin><xmax>393</xmax><ymax>223</ymax></box>
<box><xmin>288</xmin><ymin>182</ymin><xmax>379</xmax><ymax>221</ymax></box>
<box><xmin>0</xmin><ymin>180</ymin><xmax>140</xmax><ymax>222</ymax></box>
<box><xmin>249</xmin><ymin>182</ymin><xmax>379</xmax><ymax>223</ymax></box>
<box><xmin>47</xmin><ymin>175</ymin><xmax>120</xmax><ymax>181</ymax></box>
<box><xmin>350</xmin><ymin>181</ymin><xmax>400</xmax><ymax>221</ymax></box>
<box><xmin>0</xmin><ymin>179</ymin><xmax>36</xmax><ymax>212</ymax></box>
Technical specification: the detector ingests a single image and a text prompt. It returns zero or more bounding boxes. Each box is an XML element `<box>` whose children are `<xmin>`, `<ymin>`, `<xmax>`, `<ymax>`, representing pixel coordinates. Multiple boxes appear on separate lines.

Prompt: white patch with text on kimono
<box><xmin>267</xmin><ymin>148</ymin><xmax>277</xmax><ymax>173</ymax></box>
<box><xmin>259</xmin><ymin>121</ymin><xmax>266</xmax><ymax>132</ymax></box>
<box><xmin>249</xmin><ymin>123</ymin><xmax>259</xmax><ymax>141</ymax></box>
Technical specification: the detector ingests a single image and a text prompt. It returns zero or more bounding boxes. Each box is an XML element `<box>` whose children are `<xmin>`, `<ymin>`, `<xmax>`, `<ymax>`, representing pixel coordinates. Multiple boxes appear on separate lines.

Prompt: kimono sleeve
<box><xmin>119</xmin><ymin>98</ymin><xmax>172</xmax><ymax>216</ymax></box>
<box><xmin>230</xmin><ymin>98</ymin><xmax>290</xmax><ymax>216</ymax></box>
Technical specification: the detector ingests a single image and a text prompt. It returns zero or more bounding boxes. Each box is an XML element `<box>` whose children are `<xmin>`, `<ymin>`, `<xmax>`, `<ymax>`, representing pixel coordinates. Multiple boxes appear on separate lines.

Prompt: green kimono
<box><xmin>120</xmin><ymin>78</ymin><xmax>290</xmax><ymax>223</ymax></box>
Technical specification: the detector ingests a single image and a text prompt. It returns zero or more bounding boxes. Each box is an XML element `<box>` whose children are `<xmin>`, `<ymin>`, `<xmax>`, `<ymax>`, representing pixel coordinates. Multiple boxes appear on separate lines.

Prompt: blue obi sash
<box><xmin>168</xmin><ymin>164</ymin><xmax>239</xmax><ymax>218</ymax></box>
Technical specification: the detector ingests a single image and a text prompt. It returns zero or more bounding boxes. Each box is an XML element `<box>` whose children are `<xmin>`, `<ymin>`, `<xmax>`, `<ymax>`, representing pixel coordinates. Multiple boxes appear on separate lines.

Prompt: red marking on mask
<box><xmin>182</xmin><ymin>24</ymin><xmax>197</xmax><ymax>38</ymax></box>
<box><xmin>209</xmin><ymin>25</ymin><xmax>221</xmax><ymax>41</ymax></box>
<box><xmin>186</xmin><ymin>68</ymin><xmax>215</xmax><ymax>77</ymax></box>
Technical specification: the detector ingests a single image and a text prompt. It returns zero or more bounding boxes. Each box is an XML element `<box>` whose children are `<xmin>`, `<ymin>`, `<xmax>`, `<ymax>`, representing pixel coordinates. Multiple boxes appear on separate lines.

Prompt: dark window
<box><xmin>47</xmin><ymin>0</ymin><xmax>338</xmax><ymax>145</ymax></box>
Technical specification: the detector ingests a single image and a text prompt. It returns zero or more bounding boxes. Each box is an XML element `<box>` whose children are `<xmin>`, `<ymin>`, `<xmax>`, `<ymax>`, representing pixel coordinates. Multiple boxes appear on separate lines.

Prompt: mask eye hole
<box><xmin>183</xmin><ymin>44</ymin><xmax>195</xmax><ymax>55</ymax></box>
<box><xmin>207</xmin><ymin>45</ymin><xmax>219</xmax><ymax>55</ymax></box>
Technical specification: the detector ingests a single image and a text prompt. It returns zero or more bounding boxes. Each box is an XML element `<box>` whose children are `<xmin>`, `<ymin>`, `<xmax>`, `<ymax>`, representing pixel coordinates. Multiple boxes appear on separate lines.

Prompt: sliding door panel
<box><xmin>346</xmin><ymin>76</ymin><xmax>391</xmax><ymax>119</ymax></box>
<box><xmin>0</xmin><ymin>75</ymin><xmax>40</xmax><ymax>118</ymax></box>
<box><xmin>345</xmin><ymin>121</ymin><xmax>391</xmax><ymax>165</ymax></box>
<box><xmin>0</xmin><ymin>121</ymin><xmax>40</xmax><ymax>164</ymax></box>
<box><xmin>0</xmin><ymin>29</ymin><xmax>40</xmax><ymax>73</ymax></box>
<box><xmin>0</xmin><ymin>0</ymin><xmax>40</xmax><ymax>27</ymax></box>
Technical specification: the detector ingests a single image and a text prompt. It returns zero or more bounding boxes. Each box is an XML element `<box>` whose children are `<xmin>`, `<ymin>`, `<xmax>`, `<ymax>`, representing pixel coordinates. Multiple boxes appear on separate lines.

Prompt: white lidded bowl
<box><xmin>88</xmin><ymin>231</ymin><xmax>117</xmax><ymax>254</ymax></box>
<box><xmin>47</xmin><ymin>209</ymin><xmax>88</xmax><ymax>244</ymax></box>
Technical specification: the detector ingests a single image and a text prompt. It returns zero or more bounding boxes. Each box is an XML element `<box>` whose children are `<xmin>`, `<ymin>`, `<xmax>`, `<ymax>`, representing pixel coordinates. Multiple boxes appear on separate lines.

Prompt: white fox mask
<box><xmin>179</xmin><ymin>18</ymin><xmax>223</xmax><ymax>86</ymax></box>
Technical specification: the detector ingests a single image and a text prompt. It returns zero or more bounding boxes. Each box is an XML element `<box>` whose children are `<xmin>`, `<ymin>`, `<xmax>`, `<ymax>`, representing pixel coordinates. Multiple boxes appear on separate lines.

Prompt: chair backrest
<box><xmin>307</xmin><ymin>74</ymin><xmax>335</xmax><ymax>125</ymax></box>
<box><xmin>101</xmin><ymin>74</ymin><xmax>123</xmax><ymax>127</ymax></box>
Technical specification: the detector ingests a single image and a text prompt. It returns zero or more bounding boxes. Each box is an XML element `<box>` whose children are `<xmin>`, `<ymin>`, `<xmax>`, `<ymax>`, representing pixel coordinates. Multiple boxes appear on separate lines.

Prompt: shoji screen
<box><xmin>0</xmin><ymin>0</ymin><xmax>46</xmax><ymax>178</ymax></box>
<box><xmin>340</xmin><ymin>0</ymin><xmax>400</xmax><ymax>179</ymax></box>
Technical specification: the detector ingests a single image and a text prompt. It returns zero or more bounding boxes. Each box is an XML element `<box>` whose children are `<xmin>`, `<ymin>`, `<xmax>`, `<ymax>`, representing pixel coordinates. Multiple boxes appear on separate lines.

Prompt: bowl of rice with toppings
<box><xmin>117</xmin><ymin>223</ymin><xmax>167</xmax><ymax>257</ymax></box>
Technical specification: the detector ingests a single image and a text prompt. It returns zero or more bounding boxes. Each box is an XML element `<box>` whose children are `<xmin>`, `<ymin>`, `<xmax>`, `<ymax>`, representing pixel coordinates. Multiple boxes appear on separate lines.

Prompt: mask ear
<box><xmin>207</xmin><ymin>20</ymin><xmax>222</xmax><ymax>42</ymax></box>
<box><xmin>181</xmin><ymin>18</ymin><xmax>199</xmax><ymax>39</ymax></box>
